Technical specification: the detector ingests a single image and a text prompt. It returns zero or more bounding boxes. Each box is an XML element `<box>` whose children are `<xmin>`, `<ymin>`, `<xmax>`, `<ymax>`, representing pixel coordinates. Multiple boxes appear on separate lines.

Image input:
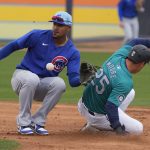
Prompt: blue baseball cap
<box><xmin>49</xmin><ymin>11</ymin><xmax>72</xmax><ymax>26</ymax></box>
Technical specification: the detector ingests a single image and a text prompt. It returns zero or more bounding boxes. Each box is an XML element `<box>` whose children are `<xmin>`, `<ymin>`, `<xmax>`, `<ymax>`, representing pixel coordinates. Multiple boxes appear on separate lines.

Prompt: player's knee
<box><xmin>11</xmin><ymin>73</ymin><xmax>40</xmax><ymax>93</ymax></box>
<box><xmin>53</xmin><ymin>78</ymin><xmax>66</xmax><ymax>93</ymax></box>
<box><xmin>137</xmin><ymin>122</ymin><xmax>143</xmax><ymax>134</ymax></box>
<box><xmin>133</xmin><ymin>122</ymin><xmax>143</xmax><ymax>135</ymax></box>
<box><xmin>25</xmin><ymin>75</ymin><xmax>40</xmax><ymax>88</ymax></box>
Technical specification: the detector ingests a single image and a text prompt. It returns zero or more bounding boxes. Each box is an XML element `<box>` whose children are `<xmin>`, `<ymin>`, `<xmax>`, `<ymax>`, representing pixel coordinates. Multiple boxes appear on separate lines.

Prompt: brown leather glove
<box><xmin>80</xmin><ymin>62</ymin><xmax>99</xmax><ymax>86</ymax></box>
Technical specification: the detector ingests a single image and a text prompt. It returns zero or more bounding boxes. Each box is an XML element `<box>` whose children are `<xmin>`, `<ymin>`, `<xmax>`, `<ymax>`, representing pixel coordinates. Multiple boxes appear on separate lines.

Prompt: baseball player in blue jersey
<box><xmin>0</xmin><ymin>11</ymin><xmax>81</xmax><ymax>135</ymax></box>
<box><xmin>118</xmin><ymin>0</ymin><xmax>145</xmax><ymax>44</ymax></box>
<box><xmin>78</xmin><ymin>38</ymin><xmax>150</xmax><ymax>135</ymax></box>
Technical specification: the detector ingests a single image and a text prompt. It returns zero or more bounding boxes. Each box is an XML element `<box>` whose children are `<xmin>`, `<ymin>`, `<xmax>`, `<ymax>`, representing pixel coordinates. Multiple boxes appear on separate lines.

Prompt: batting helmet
<box><xmin>128</xmin><ymin>44</ymin><xmax>150</xmax><ymax>64</ymax></box>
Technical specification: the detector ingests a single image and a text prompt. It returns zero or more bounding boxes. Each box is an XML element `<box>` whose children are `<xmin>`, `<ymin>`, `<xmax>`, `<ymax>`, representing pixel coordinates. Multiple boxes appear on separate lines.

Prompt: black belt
<box><xmin>82</xmin><ymin>97</ymin><xmax>95</xmax><ymax>116</ymax></box>
<box><xmin>88</xmin><ymin>110</ymin><xmax>95</xmax><ymax>116</ymax></box>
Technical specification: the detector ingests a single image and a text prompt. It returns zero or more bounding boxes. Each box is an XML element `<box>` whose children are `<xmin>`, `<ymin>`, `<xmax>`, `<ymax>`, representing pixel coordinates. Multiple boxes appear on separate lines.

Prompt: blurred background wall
<box><xmin>0</xmin><ymin>0</ymin><xmax>149</xmax><ymax>41</ymax></box>
<box><xmin>139</xmin><ymin>0</ymin><xmax>150</xmax><ymax>37</ymax></box>
<box><xmin>0</xmin><ymin>0</ymin><xmax>123</xmax><ymax>41</ymax></box>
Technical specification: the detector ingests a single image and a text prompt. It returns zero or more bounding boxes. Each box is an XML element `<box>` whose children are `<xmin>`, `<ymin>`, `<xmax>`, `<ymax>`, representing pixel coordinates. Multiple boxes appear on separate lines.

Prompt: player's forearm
<box><xmin>127</xmin><ymin>38</ymin><xmax>150</xmax><ymax>48</ymax></box>
<box><xmin>68</xmin><ymin>72</ymin><xmax>81</xmax><ymax>87</ymax></box>
<box><xmin>105</xmin><ymin>101</ymin><xmax>127</xmax><ymax>135</ymax></box>
<box><xmin>105</xmin><ymin>101</ymin><xmax>121</xmax><ymax>129</ymax></box>
<box><xmin>0</xmin><ymin>40</ymin><xmax>19</xmax><ymax>60</ymax></box>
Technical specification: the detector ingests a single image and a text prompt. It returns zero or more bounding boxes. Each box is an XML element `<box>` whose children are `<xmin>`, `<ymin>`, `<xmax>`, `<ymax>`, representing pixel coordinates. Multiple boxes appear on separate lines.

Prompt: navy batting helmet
<box><xmin>128</xmin><ymin>44</ymin><xmax>150</xmax><ymax>64</ymax></box>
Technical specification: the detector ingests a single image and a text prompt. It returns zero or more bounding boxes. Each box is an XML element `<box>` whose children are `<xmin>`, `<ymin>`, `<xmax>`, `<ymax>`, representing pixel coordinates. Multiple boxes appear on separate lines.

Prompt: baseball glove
<box><xmin>80</xmin><ymin>61</ymin><xmax>99</xmax><ymax>86</ymax></box>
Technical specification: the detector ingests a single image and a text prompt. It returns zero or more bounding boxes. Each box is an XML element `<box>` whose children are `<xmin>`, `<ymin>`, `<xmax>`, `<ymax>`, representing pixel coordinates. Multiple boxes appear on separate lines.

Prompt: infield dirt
<box><xmin>0</xmin><ymin>101</ymin><xmax>150</xmax><ymax>150</ymax></box>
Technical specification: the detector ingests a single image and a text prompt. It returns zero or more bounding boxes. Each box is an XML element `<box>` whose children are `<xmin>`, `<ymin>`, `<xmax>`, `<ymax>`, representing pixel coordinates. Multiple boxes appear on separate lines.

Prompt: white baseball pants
<box><xmin>78</xmin><ymin>89</ymin><xmax>143</xmax><ymax>135</ymax></box>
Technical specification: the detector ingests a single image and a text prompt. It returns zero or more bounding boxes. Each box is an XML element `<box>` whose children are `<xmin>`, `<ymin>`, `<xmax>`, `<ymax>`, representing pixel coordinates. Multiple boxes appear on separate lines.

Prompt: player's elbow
<box><xmin>69</xmin><ymin>79</ymin><xmax>81</xmax><ymax>87</ymax></box>
<box><xmin>68</xmin><ymin>73</ymin><xmax>81</xmax><ymax>87</ymax></box>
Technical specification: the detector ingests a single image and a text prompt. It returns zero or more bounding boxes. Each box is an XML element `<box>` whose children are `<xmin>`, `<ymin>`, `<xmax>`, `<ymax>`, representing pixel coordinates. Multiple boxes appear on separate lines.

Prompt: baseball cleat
<box><xmin>80</xmin><ymin>123</ymin><xmax>100</xmax><ymax>133</ymax></box>
<box><xmin>33</xmin><ymin>124</ymin><xmax>49</xmax><ymax>135</ymax></box>
<box><xmin>17</xmin><ymin>126</ymin><xmax>34</xmax><ymax>135</ymax></box>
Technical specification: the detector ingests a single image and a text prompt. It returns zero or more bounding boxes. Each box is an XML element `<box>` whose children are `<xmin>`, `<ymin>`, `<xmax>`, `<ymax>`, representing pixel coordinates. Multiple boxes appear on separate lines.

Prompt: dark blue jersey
<box><xmin>0</xmin><ymin>29</ymin><xmax>81</xmax><ymax>86</ymax></box>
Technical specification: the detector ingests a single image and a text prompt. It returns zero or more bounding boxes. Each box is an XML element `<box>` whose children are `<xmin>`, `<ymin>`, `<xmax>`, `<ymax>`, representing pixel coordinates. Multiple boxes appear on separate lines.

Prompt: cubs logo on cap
<box><xmin>49</xmin><ymin>11</ymin><xmax>72</xmax><ymax>26</ymax></box>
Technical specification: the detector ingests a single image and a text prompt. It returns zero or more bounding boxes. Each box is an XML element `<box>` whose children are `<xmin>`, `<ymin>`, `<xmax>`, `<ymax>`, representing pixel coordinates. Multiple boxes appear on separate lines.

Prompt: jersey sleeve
<box><xmin>126</xmin><ymin>38</ymin><xmax>150</xmax><ymax>48</ymax></box>
<box><xmin>67</xmin><ymin>50</ymin><xmax>80</xmax><ymax>74</ymax></box>
<box><xmin>107</xmin><ymin>81</ymin><xmax>130</xmax><ymax>107</ymax></box>
<box><xmin>117</xmin><ymin>0</ymin><xmax>125</xmax><ymax>21</ymax></box>
<box><xmin>67</xmin><ymin>50</ymin><xmax>81</xmax><ymax>87</ymax></box>
<box><xmin>16</xmin><ymin>29</ymin><xmax>39</xmax><ymax>49</ymax></box>
<box><xmin>0</xmin><ymin>40</ymin><xmax>20</xmax><ymax>60</ymax></box>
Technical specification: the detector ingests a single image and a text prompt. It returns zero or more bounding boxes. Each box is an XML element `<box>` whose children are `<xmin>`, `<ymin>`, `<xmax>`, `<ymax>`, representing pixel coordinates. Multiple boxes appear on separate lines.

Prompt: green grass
<box><xmin>132</xmin><ymin>65</ymin><xmax>150</xmax><ymax>106</ymax></box>
<box><xmin>0</xmin><ymin>140</ymin><xmax>20</xmax><ymax>150</ymax></box>
<box><xmin>0</xmin><ymin>50</ymin><xmax>150</xmax><ymax>106</ymax></box>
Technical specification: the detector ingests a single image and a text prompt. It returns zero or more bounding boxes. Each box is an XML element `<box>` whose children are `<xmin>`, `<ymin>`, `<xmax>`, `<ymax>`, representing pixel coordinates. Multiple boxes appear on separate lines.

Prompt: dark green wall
<box><xmin>139</xmin><ymin>0</ymin><xmax>150</xmax><ymax>37</ymax></box>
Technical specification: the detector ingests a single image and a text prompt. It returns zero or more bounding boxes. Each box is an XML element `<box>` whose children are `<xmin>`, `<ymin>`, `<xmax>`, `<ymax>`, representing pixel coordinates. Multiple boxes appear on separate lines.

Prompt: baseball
<box><xmin>46</xmin><ymin>63</ymin><xmax>54</xmax><ymax>71</ymax></box>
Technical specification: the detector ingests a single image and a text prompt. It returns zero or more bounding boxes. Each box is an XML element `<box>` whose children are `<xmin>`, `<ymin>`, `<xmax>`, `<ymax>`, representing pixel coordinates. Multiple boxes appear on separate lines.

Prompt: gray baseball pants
<box><xmin>11</xmin><ymin>69</ymin><xmax>66</xmax><ymax>127</ymax></box>
<box><xmin>123</xmin><ymin>17</ymin><xmax>139</xmax><ymax>44</ymax></box>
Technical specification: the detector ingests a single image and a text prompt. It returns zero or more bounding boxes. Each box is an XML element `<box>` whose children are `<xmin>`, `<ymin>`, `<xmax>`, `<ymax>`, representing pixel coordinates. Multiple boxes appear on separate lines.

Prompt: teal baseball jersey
<box><xmin>82</xmin><ymin>45</ymin><xmax>134</xmax><ymax>114</ymax></box>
